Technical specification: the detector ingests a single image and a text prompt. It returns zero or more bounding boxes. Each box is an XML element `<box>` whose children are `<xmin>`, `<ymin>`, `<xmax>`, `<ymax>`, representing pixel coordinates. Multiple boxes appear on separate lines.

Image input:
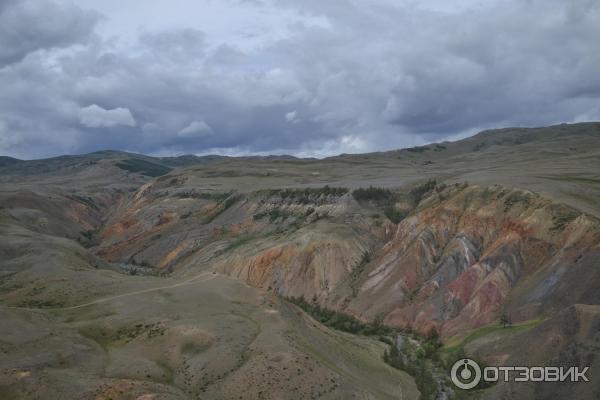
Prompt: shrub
<box><xmin>409</xmin><ymin>179</ymin><xmax>436</xmax><ymax>204</ymax></box>
<box><xmin>286</xmin><ymin>296</ymin><xmax>392</xmax><ymax>336</ymax></box>
<box><xmin>353</xmin><ymin>186</ymin><xmax>408</xmax><ymax>223</ymax></box>
<box><xmin>352</xmin><ymin>186</ymin><xmax>393</xmax><ymax>202</ymax></box>
<box><xmin>383</xmin><ymin>206</ymin><xmax>408</xmax><ymax>224</ymax></box>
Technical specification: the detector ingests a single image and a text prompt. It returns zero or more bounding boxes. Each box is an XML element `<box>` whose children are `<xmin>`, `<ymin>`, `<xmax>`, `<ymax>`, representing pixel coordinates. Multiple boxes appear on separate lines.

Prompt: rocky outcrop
<box><xmin>96</xmin><ymin>181</ymin><xmax>600</xmax><ymax>339</ymax></box>
<box><xmin>346</xmin><ymin>186</ymin><xmax>600</xmax><ymax>336</ymax></box>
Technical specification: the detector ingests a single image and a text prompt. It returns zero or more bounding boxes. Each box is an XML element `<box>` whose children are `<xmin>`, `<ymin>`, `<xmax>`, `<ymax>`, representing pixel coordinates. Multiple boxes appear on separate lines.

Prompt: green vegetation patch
<box><xmin>443</xmin><ymin>317</ymin><xmax>544</xmax><ymax>355</ymax></box>
<box><xmin>352</xmin><ymin>186</ymin><xmax>407</xmax><ymax>223</ymax></box>
<box><xmin>116</xmin><ymin>159</ymin><xmax>172</xmax><ymax>177</ymax></box>
<box><xmin>352</xmin><ymin>186</ymin><xmax>394</xmax><ymax>202</ymax></box>
<box><xmin>287</xmin><ymin>296</ymin><xmax>392</xmax><ymax>336</ymax></box>
<box><xmin>17</xmin><ymin>299</ymin><xmax>65</xmax><ymax>308</ymax></box>
<box><xmin>253</xmin><ymin>208</ymin><xmax>294</xmax><ymax>222</ymax></box>
<box><xmin>406</xmin><ymin>146</ymin><xmax>430</xmax><ymax>153</ymax></box>
<box><xmin>202</xmin><ymin>193</ymin><xmax>242</xmax><ymax>223</ymax></box>
<box><xmin>382</xmin><ymin>330</ymin><xmax>441</xmax><ymax>400</ymax></box>
<box><xmin>286</xmin><ymin>296</ymin><xmax>450</xmax><ymax>400</ymax></box>
<box><xmin>262</xmin><ymin>186</ymin><xmax>349</xmax><ymax>204</ymax></box>
<box><xmin>350</xmin><ymin>251</ymin><xmax>372</xmax><ymax>297</ymax></box>
<box><xmin>409</xmin><ymin>179</ymin><xmax>437</xmax><ymax>205</ymax></box>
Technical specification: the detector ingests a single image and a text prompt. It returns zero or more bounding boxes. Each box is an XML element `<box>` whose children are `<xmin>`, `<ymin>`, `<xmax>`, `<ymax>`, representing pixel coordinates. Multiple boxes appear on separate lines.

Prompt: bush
<box><xmin>409</xmin><ymin>179</ymin><xmax>437</xmax><ymax>204</ymax></box>
<box><xmin>353</xmin><ymin>186</ymin><xmax>408</xmax><ymax>224</ymax></box>
<box><xmin>286</xmin><ymin>296</ymin><xmax>392</xmax><ymax>336</ymax></box>
<box><xmin>383</xmin><ymin>206</ymin><xmax>408</xmax><ymax>224</ymax></box>
<box><xmin>352</xmin><ymin>186</ymin><xmax>393</xmax><ymax>202</ymax></box>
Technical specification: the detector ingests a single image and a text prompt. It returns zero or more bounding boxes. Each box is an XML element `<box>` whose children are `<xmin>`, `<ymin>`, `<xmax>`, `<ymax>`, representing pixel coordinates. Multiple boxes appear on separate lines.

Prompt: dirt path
<box><xmin>1</xmin><ymin>271</ymin><xmax>217</xmax><ymax>312</ymax></box>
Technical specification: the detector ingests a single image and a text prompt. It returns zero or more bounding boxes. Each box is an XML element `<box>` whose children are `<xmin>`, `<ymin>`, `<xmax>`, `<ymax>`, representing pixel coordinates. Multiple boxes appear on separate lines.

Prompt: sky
<box><xmin>0</xmin><ymin>0</ymin><xmax>599</xmax><ymax>159</ymax></box>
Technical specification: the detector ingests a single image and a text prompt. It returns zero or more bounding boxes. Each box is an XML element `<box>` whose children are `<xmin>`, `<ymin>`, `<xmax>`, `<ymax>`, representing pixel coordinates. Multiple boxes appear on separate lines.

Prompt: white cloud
<box><xmin>78</xmin><ymin>104</ymin><xmax>136</xmax><ymax>128</ymax></box>
<box><xmin>285</xmin><ymin>110</ymin><xmax>300</xmax><ymax>123</ymax></box>
<box><xmin>178</xmin><ymin>120</ymin><xmax>214</xmax><ymax>138</ymax></box>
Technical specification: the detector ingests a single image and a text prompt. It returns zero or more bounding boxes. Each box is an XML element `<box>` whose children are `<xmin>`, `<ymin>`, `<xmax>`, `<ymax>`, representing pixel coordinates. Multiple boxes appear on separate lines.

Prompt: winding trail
<box><xmin>1</xmin><ymin>271</ymin><xmax>217</xmax><ymax>312</ymax></box>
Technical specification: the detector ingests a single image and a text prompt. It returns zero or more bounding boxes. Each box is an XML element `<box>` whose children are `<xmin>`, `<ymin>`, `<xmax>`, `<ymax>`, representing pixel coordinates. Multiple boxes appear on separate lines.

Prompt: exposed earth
<box><xmin>1</xmin><ymin>122</ymin><xmax>599</xmax><ymax>399</ymax></box>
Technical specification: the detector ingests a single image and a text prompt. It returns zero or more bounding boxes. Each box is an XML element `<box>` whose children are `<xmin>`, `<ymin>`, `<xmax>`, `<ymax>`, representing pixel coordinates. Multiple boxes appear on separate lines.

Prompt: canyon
<box><xmin>1</xmin><ymin>122</ymin><xmax>599</xmax><ymax>399</ymax></box>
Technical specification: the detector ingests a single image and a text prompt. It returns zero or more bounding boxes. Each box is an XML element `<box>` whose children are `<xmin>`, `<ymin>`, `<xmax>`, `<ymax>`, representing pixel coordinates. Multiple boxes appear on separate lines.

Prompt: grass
<box><xmin>181</xmin><ymin>340</ymin><xmax>212</xmax><ymax>355</ymax></box>
<box><xmin>540</xmin><ymin>175</ymin><xmax>600</xmax><ymax>186</ymax></box>
<box><xmin>435</xmin><ymin>319</ymin><xmax>544</xmax><ymax>397</ymax></box>
<box><xmin>116</xmin><ymin>159</ymin><xmax>172</xmax><ymax>177</ymax></box>
<box><xmin>17</xmin><ymin>299</ymin><xmax>66</xmax><ymax>308</ymax></box>
<box><xmin>287</xmin><ymin>306</ymin><xmax>418</xmax><ymax>400</ymax></box>
<box><xmin>442</xmin><ymin>317</ymin><xmax>545</xmax><ymax>355</ymax></box>
<box><xmin>287</xmin><ymin>296</ymin><xmax>445</xmax><ymax>400</ymax></box>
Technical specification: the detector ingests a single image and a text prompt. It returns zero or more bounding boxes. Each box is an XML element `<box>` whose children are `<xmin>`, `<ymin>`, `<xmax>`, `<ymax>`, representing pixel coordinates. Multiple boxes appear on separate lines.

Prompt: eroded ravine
<box><xmin>96</xmin><ymin>181</ymin><xmax>600</xmax><ymax>339</ymax></box>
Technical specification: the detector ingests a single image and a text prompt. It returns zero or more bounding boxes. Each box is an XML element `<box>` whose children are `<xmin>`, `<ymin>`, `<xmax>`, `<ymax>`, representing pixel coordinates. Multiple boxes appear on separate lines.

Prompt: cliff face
<box><xmin>348</xmin><ymin>186</ymin><xmax>600</xmax><ymax>336</ymax></box>
<box><xmin>97</xmin><ymin>181</ymin><xmax>600</xmax><ymax>337</ymax></box>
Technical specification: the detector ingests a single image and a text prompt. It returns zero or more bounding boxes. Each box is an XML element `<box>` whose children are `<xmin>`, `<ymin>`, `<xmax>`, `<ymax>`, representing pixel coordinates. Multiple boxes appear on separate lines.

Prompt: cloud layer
<box><xmin>79</xmin><ymin>105</ymin><xmax>136</xmax><ymax>128</ymax></box>
<box><xmin>0</xmin><ymin>0</ymin><xmax>599</xmax><ymax>159</ymax></box>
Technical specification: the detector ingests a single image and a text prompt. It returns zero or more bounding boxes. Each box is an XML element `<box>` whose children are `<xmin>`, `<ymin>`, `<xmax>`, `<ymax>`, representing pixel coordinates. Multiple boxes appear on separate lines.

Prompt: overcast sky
<box><xmin>1</xmin><ymin>0</ymin><xmax>599</xmax><ymax>159</ymax></box>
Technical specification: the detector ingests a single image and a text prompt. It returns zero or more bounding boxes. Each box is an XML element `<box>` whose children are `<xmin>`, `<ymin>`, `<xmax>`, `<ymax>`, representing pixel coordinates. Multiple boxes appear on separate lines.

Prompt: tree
<box><xmin>500</xmin><ymin>312</ymin><xmax>512</xmax><ymax>328</ymax></box>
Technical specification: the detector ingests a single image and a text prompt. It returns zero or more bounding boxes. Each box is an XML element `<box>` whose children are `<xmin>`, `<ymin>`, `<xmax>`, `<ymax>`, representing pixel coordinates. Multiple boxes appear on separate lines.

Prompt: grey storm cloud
<box><xmin>0</xmin><ymin>0</ymin><xmax>599</xmax><ymax>159</ymax></box>
<box><xmin>0</xmin><ymin>0</ymin><xmax>99</xmax><ymax>67</ymax></box>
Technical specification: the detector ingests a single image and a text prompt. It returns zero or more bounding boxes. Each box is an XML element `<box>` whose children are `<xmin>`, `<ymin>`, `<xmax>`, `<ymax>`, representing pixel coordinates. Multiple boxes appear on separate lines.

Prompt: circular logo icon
<box><xmin>450</xmin><ymin>358</ymin><xmax>482</xmax><ymax>390</ymax></box>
